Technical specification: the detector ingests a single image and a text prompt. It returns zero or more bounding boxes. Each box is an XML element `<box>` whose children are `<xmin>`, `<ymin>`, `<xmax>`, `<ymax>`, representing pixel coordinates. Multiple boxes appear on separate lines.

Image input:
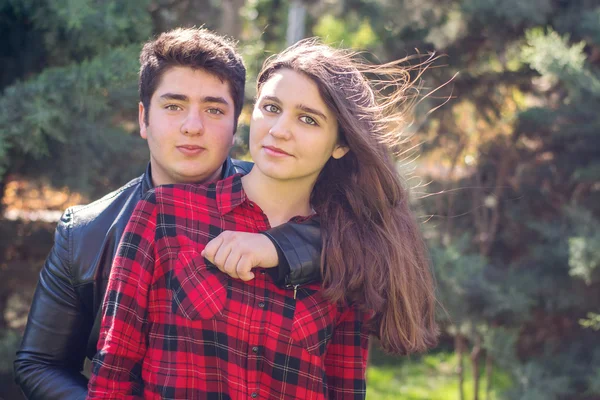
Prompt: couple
<box><xmin>16</xmin><ymin>27</ymin><xmax>437</xmax><ymax>399</ymax></box>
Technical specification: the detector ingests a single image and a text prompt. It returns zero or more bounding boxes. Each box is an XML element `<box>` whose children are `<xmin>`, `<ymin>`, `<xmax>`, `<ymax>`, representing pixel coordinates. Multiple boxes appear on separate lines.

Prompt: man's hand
<box><xmin>202</xmin><ymin>231</ymin><xmax>279</xmax><ymax>281</ymax></box>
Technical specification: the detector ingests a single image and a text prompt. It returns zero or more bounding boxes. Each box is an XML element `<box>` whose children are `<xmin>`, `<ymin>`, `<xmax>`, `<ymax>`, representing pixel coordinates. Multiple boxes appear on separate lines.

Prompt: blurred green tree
<box><xmin>0</xmin><ymin>0</ymin><xmax>156</xmax><ymax>207</ymax></box>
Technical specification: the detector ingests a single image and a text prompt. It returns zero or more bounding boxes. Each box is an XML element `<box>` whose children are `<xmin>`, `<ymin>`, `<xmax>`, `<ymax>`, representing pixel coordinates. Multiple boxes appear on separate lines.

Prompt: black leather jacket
<box><xmin>14</xmin><ymin>159</ymin><xmax>322</xmax><ymax>400</ymax></box>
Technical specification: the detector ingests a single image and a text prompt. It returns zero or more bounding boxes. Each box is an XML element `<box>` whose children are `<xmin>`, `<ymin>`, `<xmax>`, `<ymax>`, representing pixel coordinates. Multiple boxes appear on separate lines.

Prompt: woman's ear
<box><xmin>332</xmin><ymin>144</ymin><xmax>350</xmax><ymax>159</ymax></box>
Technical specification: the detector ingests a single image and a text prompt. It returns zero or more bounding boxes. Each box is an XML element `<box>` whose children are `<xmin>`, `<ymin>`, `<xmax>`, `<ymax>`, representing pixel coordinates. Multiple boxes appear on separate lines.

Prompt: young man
<box><xmin>14</xmin><ymin>28</ymin><xmax>321</xmax><ymax>400</ymax></box>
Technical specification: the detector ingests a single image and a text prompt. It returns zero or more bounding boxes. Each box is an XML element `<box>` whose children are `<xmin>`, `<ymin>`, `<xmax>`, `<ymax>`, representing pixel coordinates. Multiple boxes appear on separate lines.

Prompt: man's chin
<box><xmin>176</xmin><ymin>169</ymin><xmax>222</xmax><ymax>185</ymax></box>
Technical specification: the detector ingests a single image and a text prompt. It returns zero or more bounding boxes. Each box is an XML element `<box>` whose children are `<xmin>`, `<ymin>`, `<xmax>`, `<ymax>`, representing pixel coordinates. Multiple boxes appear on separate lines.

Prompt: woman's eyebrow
<box><xmin>261</xmin><ymin>95</ymin><xmax>282</xmax><ymax>104</ymax></box>
<box><xmin>262</xmin><ymin>95</ymin><xmax>328</xmax><ymax>121</ymax></box>
<box><xmin>297</xmin><ymin>104</ymin><xmax>328</xmax><ymax>121</ymax></box>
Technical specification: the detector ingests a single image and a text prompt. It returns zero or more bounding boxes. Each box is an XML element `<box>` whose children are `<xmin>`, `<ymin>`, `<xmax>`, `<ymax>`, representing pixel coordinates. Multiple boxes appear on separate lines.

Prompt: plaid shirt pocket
<box><xmin>169</xmin><ymin>251</ymin><xmax>230</xmax><ymax>320</ymax></box>
<box><xmin>290</xmin><ymin>285</ymin><xmax>337</xmax><ymax>357</ymax></box>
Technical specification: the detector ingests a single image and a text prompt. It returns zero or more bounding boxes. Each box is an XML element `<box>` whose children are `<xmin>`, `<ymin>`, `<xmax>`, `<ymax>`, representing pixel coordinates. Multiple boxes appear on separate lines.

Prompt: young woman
<box><xmin>88</xmin><ymin>39</ymin><xmax>438</xmax><ymax>399</ymax></box>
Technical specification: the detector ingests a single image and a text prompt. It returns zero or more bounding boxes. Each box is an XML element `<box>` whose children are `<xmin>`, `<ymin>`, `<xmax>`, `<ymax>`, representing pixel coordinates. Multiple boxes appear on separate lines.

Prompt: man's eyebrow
<box><xmin>158</xmin><ymin>94</ymin><xmax>230</xmax><ymax>107</ymax></box>
<box><xmin>159</xmin><ymin>93</ymin><xmax>188</xmax><ymax>102</ymax></box>
<box><xmin>203</xmin><ymin>96</ymin><xmax>230</xmax><ymax>106</ymax></box>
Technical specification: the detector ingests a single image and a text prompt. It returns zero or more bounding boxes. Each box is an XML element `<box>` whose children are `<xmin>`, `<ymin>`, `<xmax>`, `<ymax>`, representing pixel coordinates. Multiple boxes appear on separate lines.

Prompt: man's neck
<box><xmin>241</xmin><ymin>170</ymin><xmax>314</xmax><ymax>227</ymax></box>
<box><xmin>148</xmin><ymin>161</ymin><xmax>224</xmax><ymax>187</ymax></box>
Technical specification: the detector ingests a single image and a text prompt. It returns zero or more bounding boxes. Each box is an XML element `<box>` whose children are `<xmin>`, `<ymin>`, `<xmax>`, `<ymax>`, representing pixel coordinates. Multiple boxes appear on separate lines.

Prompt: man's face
<box><xmin>139</xmin><ymin>66</ymin><xmax>236</xmax><ymax>186</ymax></box>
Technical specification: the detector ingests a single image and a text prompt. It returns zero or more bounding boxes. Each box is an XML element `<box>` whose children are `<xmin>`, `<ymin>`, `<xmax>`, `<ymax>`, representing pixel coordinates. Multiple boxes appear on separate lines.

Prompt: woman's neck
<box><xmin>241</xmin><ymin>169</ymin><xmax>314</xmax><ymax>227</ymax></box>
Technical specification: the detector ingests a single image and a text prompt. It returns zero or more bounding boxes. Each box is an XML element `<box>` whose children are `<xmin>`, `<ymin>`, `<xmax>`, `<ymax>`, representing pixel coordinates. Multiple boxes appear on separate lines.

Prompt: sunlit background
<box><xmin>1</xmin><ymin>1</ymin><xmax>599</xmax><ymax>399</ymax></box>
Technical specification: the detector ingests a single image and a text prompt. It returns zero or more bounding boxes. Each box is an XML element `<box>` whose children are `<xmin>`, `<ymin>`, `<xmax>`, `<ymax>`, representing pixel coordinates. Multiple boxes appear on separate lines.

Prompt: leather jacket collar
<box><xmin>141</xmin><ymin>163</ymin><xmax>154</xmax><ymax>195</ymax></box>
<box><xmin>141</xmin><ymin>157</ymin><xmax>241</xmax><ymax>196</ymax></box>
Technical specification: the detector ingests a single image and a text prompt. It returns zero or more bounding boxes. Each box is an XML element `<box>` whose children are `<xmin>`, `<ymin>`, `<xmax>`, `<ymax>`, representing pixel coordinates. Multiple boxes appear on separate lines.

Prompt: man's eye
<box><xmin>165</xmin><ymin>104</ymin><xmax>182</xmax><ymax>111</ymax></box>
<box><xmin>264</xmin><ymin>104</ymin><xmax>280</xmax><ymax>113</ymax></box>
<box><xmin>300</xmin><ymin>116</ymin><xmax>317</xmax><ymax>126</ymax></box>
<box><xmin>207</xmin><ymin>108</ymin><xmax>224</xmax><ymax>115</ymax></box>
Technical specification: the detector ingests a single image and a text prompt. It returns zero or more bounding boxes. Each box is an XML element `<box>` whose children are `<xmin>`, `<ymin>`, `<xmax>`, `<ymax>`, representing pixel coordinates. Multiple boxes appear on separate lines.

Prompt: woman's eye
<box><xmin>165</xmin><ymin>104</ymin><xmax>182</xmax><ymax>111</ymax></box>
<box><xmin>264</xmin><ymin>104</ymin><xmax>280</xmax><ymax>113</ymax></box>
<box><xmin>300</xmin><ymin>116</ymin><xmax>317</xmax><ymax>126</ymax></box>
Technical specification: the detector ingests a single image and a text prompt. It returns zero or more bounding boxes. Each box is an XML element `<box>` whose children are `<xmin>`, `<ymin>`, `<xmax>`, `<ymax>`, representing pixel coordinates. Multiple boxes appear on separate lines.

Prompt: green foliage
<box><xmin>482</xmin><ymin>327</ymin><xmax>519</xmax><ymax>368</ymax></box>
<box><xmin>429</xmin><ymin>235</ymin><xmax>488</xmax><ymax>325</ymax></box>
<box><xmin>367</xmin><ymin>351</ymin><xmax>512</xmax><ymax>399</ymax></box>
<box><xmin>462</xmin><ymin>0</ymin><xmax>553</xmax><ymax>28</ymax></box>
<box><xmin>588</xmin><ymin>365</ymin><xmax>600</xmax><ymax>394</ymax></box>
<box><xmin>503</xmin><ymin>361</ymin><xmax>572</xmax><ymax>400</ymax></box>
<box><xmin>579</xmin><ymin>313</ymin><xmax>600</xmax><ymax>331</ymax></box>
<box><xmin>0</xmin><ymin>0</ymin><xmax>152</xmax><ymax>196</ymax></box>
<box><xmin>566</xmin><ymin>208</ymin><xmax>600</xmax><ymax>284</ymax></box>
<box><xmin>0</xmin><ymin>330</ymin><xmax>21</xmax><ymax>373</ymax></box>
<box><xmin>313</xmin><ymin>14</ymin><xmax>378</xmax><ymax>50</ymax></box>
<box><xmin>5</xmin><ymin>0</ymin><xmax>152</xmax><ymax>65</ymax></box>
<box><xmin>0</xmin><ymin>45</ymin><xmax>148</xmax><ymax>195</ymax></box>
<box><xmin>522</xmin><ymin>27</ymin><xmax>600</xmax><ymax>95</ymax></box>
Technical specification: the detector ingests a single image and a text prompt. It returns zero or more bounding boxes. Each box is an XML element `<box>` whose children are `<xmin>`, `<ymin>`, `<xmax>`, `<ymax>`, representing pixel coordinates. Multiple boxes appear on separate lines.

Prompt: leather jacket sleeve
<box><xmin>263</xmin><ymin>216</ymin><xmax>322</xmax><ymax>287</ymax></box>
<box><xmin>14</xmin><ymin>209</ymin><xmax>91</xmax><ymax>400</ymax></box>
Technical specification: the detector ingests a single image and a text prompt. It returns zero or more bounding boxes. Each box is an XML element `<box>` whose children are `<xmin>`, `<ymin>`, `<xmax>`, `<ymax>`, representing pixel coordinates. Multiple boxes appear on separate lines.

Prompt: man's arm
<box><xmin>14</xmin><ymin>209</ymin><xmax>91</xmax><ymax>400</ymax></box>
<box><xmin>262</xmin><ymin>217</ymin><xmax>322</xmax><ymax>287</ymax></box>
<box><xmin>202</xmin><ymin>217</ymin><xmax>322</xmax><ymax>287</ymax></box>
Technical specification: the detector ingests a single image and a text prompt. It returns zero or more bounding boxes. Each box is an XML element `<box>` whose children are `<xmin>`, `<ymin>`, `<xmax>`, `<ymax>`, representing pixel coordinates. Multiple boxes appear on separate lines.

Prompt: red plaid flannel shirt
<box><xmin>87</xmin><ymin>174</ymin><xmax>370</xmax><ymax>400</ymax></box>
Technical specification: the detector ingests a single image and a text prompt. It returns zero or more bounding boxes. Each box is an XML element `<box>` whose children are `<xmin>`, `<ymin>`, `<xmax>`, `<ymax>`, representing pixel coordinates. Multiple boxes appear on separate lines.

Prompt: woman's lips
<box><xmin>263</xmin><ymin>145</ymin><xmax>292</xmax><ymax>157</ymax></box>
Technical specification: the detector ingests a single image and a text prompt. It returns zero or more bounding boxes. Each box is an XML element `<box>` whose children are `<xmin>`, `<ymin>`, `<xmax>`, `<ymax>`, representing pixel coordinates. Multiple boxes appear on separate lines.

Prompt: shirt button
<box><xmin>258</xmin><ymin>302</ymin><xmax>265</xmax><ymax>308</ymax></box>
<box><xmin>252</xmin><ymin>346</ymin><xmax>259</xmax><ymax>353</ymax></box>
<box><xmin>251</xmin><ymin>393</ymin><xmax>258</xmax><ymax>398</ymax></box>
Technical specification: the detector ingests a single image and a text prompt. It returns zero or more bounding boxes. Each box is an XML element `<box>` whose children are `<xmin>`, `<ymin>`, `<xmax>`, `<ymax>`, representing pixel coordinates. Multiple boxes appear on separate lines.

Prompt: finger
<box><xmin>202</xmin><ymin>235</ymin><xmax>224</xmax><ymax>263</ymax></box>
<box><xmin>212</xmin><ymin>240</ymin><xmax>233</xmax><ymax>271</ymax></box>
<box><xmin>236</xmin><ymin>255</ymin><xmax>255</xmax><ymax>282</ymax></box>
<box><xmin>223</xmin><ymin>251</ymin><xmax>241</xmax><ymax>279</ymax></box>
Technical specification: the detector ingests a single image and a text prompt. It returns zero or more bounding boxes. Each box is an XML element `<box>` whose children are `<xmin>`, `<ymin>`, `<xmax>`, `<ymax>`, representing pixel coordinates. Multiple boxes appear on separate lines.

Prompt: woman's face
<box><xmin>249</xmin><ymin>68</ymin><xmax>348</xmax><ymax>185</ymax></box>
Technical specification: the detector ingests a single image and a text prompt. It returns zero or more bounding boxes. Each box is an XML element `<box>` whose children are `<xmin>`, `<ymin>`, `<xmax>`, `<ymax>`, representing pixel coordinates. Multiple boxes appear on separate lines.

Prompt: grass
<box><xmin>366</xmin><ymin>351</ymin><xmax>512</xmax><ymax>400</ymax></box>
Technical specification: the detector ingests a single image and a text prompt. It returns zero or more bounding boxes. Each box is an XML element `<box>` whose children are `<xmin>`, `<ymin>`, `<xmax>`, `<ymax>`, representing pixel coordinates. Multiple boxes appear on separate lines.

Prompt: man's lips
<box><xmin>177</xmin><ymin>145</ymin><xmax>205</xmax><ymax>156</ymax></box>
<box><xmin>263</xmin><ymin>145</ymin><xmax>292</xmax><ymax>157</ymax></box>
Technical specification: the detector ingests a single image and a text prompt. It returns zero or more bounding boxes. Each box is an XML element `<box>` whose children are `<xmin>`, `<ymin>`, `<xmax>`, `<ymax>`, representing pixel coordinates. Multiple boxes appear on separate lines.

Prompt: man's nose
<box><xmin>181</xmin><ymin>110</ymin><xmax>204</xmax><ymax>136</ymax></box>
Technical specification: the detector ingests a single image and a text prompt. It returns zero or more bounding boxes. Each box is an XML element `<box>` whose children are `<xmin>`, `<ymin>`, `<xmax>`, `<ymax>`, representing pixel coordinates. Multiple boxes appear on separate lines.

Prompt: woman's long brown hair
<box><xmin>257</xmin><ymin>39</ymin><xmax>439</xmax><ymax>355</ymax></box>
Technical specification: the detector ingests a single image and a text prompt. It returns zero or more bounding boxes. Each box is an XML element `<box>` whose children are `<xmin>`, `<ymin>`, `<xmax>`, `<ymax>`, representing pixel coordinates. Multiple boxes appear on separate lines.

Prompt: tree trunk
<box><xmin>471</xmin><ymin>335</ymin><xmax>482</xmax><ymax>400</ymax></box>
<box><xmin>286</xmin><ymin>0</ymin><xmax>306</xmax><ymax>45</ymax></box>
<box><xmin>443</xmin><ymin>138</ymin><xmax>467</xmax><ymax>245</ymax></box>
<box><xmin>219</xmin><ymin>0</ymin><xmax>244</xmax><ymax>38</ymax></box>
<box><xmin>455</xmin><ymin>334</ymin><xmax>465</xmax><ymax>400</ymax></box>
<box><xmin>0</xmin><ymin>172</ymin><xmax>8</xmax><ymax>217</ymax></box>
<box><xmin>485</xmin><ymin>352</ymin><xmax>493</xmax><ymax>400</ymax></box>
<box><xmin>0</xmin><ymin>292</ymin><xmax>8</xmax><ymax>330</ymax></box>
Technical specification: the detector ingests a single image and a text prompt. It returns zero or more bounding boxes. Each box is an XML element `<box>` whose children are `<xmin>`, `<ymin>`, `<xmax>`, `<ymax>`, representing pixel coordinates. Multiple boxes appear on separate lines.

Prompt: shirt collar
<box><xmin>215</xmin><ymin>173</ymin><xmax>247</xmax><ymax>216</ymax></box>
<box><xmin>144</xmin><ymin>161</ymin><xmax>248</xmax><ymax>215</ymax></box>
<box><xmin>143</xmin><ymin>158</ymin><xmax>235</xmax><ymax>195</ymax></box>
